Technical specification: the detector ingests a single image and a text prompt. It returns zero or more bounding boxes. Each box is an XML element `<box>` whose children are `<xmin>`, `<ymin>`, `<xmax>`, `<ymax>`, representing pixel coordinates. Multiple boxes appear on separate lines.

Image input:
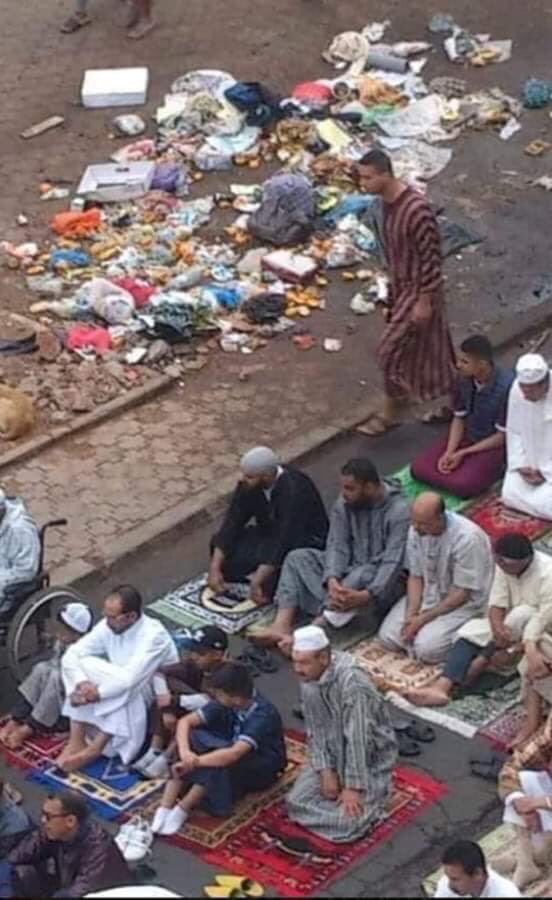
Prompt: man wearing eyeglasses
<box><xmin>4</xmin><ymin>791</ymin><xmax>129</xmax><ymax>898</ymax></box>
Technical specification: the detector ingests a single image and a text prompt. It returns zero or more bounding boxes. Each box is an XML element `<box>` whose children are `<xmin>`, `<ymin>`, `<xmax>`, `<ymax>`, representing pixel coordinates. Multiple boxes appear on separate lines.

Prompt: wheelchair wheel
<box><xmin>7</xmin><ymin>585</ymin><xmax>87</xmax><ymax>682</ymax></box>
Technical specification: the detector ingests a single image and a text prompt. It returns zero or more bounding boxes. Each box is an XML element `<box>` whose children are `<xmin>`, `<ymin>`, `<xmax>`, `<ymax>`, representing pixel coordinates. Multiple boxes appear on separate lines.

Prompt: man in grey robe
<box><xmin>251</xmin><ymin>459</ymin><xmax>409</xmax><ymax>646</ymax></box>
<box><xmin>286</xmin><ymin>625</ymin><xmax>397</xmax><ymax>843</ymax></box>
<box><xmin>0</xmin><ymin>489</ymin><xmax>40</xmax><ymax>616</ymax></box>
<box><xmin>379</xmin><ymin>492</ymin><xmax>493</xmax><ymax>664</ymax></box>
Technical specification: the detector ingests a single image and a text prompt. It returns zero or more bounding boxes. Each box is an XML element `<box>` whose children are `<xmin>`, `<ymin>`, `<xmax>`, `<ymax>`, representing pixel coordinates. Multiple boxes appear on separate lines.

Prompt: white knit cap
<box><xmin>292</xmin><ymin>625</ymin><xmax>330</xmax><ymax>652</ymax></box>
<box><xmin>240</xmin><ymin>446</ymin><xmax>279</xmax><ymax>476</ymax></box>
<box><xmin>60</xmin><ymin>602</ymin><xmax>93</xmax><ymax>635</ymax></box>
<box><xmin>516</xmin><ymin>353</ymin><xmax>549</xmax><ymax>385</ymax></box>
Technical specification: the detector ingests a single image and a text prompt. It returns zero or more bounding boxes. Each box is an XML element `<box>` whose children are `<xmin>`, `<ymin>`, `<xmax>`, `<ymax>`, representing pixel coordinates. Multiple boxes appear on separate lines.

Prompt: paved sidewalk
<box><xmin>2</xmin><ymin>328</ymin><xmax>374</xmax><ymax>576</ymax></box>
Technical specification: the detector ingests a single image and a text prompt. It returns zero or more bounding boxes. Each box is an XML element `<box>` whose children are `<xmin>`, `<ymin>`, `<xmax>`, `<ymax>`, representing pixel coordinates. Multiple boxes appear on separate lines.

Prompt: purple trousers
<box><xmin>410</xmin><ymin>437</ymin><xmax>505</xmax><ymax>499</ymax></box>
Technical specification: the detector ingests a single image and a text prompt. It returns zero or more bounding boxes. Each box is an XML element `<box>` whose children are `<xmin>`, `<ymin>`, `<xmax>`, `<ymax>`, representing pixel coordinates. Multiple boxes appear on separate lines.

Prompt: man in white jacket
<box><xmin>58</xmin><ymin>585</ymin><xmax>177</xmax><ymax>773</ymax></box>
<box><xmin>0</xmin><ymin>490</ymin><xmax>40</xmax><ymax>616</ymax></box>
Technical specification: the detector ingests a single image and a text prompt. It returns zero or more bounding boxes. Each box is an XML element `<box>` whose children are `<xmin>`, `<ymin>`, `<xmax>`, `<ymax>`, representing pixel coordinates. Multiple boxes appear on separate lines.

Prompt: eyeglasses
<box><xmin>41</xmin><ymin>810</ymin><xmax>69</xmax><ymax>822</ymax></box>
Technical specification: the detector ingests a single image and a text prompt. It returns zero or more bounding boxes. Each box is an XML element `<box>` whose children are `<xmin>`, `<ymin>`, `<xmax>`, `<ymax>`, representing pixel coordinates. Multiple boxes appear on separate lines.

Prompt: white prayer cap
<box><xmin>240</xmin><ymin>446</ymin><xmax>279</xmax><ymax>475</ymax></box>
<box><xmin>292</xmin><ymin>625</ymin><xmax>330</xmax><ymax>653</ymax></box>
<box><xmin>516</xmin><ymin>353</ymin><xmax>549</xmax><ymax>385</ymax></box>
<box><xmin>59</xmin><ymin>602</ymin><xmax>93</xmax><ymax>635</ymax></box>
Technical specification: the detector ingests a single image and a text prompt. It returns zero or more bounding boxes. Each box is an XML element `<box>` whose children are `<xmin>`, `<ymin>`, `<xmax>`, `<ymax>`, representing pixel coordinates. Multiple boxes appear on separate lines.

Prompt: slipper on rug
<box><xmin>405</xmin><ymin>722</ymin><xmax>435</xmax><ymax>744</ymax></box>
<box><xmin>396</xmin><ymin>731</ymin><xmax>421</xmax><ymax>757</ymax></box>
<box><xmin>215</xmin><ymin>876</ymin><xmax>264</xmax><ymax>897</ymax></box>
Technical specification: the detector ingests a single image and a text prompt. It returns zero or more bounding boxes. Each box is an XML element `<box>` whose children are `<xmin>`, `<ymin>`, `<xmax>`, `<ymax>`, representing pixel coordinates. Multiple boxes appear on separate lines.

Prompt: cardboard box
<box><xmin>76</xmin><ymin>162</ymin><xmax>155</xmax><ymax>203</ymax></box>
<box><xmin>81</xmin><ymin>67</ymin><xmax>149</xmax><ymax>108</ymax></box>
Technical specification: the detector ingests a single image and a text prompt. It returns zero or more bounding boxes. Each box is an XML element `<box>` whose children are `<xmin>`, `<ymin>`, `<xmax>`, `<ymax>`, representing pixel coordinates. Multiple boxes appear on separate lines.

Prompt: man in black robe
<box><xmin>209</xmin><ymin>447</ymin><xmax>328</xmax><ymax>605</ymax></box>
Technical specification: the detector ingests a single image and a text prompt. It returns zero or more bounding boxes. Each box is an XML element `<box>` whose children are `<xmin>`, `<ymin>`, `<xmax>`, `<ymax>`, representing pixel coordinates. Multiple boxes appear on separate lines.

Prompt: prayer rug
<box><xmin>391</xmin><ymin>465</ymin><xmax>468</xmax><ymax>511</ymax></box>
<box><xmin>147</xmin><ymin>574</ymin><xmax>269</xmax><ymax>635</ymax></box>
<box><xmin>0</xmin><ymin>723</ymin><xmax>66</xmax><ymax>773</ymax></box>
<box><xmin>477</xmin><ymin>703</ymin><xmax>526</xmax><ymax>751</ymax></box>
<box><xmin>535</xmin><ymin>529</ymin><xmax>552</xmax><ymax>557</ymax></box>
<box><xmin>134</xmin><ymin>730</ymin><xmax>445</xmax><ymax>897</ymax></box>
<box><xmin>352</xmin><ymin>640</ymin><xmax>442</xmax><ymax>694</ymax></box>
<box><xmin>423</xmin><ymin>824</ymin><xmax>552</xmax><ymax>897</ymax></box>
<box><xmin>31</xmin><ymin>753</ymin><xmax>165</xmax><ymax>821</ymax></box>
<box><xmin>463</xmin><ymin>492</ymin><xmax>550</xmax><ymax>542</ymax></box>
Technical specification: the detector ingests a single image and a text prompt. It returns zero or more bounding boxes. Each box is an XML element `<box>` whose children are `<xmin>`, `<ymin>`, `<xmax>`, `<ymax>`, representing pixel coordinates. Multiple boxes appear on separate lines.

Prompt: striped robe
<box><xmin>286</xmin><ymin>652</ymin><xmax>397</xmax><ymax>842</ymax></box>
<box><xmin>377</xmin><ymin>187</ymin><xmax>456</xmax><ymax>402</ymax></box>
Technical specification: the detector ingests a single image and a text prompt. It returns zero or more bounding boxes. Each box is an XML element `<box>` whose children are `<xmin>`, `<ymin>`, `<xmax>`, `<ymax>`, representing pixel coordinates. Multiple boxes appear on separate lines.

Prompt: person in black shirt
<box><xmin>209</xmin><ymin>446</ymin><xmax>328</xmax><ymax>606</ymax></box>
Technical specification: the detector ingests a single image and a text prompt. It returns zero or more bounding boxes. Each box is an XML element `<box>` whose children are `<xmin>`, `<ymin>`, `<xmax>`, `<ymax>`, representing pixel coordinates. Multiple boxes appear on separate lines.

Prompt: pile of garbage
<box><xmin>0</xmin><ymin>14</ymin><xmax>524</xmax><ymax>428</ymax></box>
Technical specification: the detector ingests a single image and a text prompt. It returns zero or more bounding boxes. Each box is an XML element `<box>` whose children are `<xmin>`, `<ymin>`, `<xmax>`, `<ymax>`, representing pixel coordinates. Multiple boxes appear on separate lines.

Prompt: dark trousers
<box><xmin>211</xmin><ymin>527</ymin><xmax>280</xmax><ymax>597</ymax></box>
<box><xmin>0</xmin><ymin>864</ymin><xmax>57</xmax><ymax>899</ymax></box>
<box><xmin>442</xmin><ymin>638</ymin><xmax>496</xmax><ymax>685</ymax></box>
<box><xmin>186</xmin><ymin>728</ymin><xmax>279</xmax><ymax>816</ymax></box>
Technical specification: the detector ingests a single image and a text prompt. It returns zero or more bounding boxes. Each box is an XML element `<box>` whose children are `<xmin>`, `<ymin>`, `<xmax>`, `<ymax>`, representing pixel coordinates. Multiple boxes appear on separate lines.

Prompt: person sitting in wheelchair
<box><xmin>0</xmin><ymin>603</ymin><xmax>93</xmax><ymax>749</ymax></box>
<box><xmin>0</xmin><ymin>489</ymin><xmax>40</xmax><ymax>617</ymax></box>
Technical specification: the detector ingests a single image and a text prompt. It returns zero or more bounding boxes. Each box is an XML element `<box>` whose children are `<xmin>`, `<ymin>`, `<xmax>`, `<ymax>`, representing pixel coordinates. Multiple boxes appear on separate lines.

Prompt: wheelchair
<box><xmin>0</xmin><ymin>519</ymin><xmax>87</xmax><ymax>682</ymax></box>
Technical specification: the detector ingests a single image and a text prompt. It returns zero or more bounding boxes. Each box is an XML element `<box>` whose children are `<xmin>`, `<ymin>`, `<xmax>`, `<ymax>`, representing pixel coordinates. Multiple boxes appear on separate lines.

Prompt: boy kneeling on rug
<box><xmin>151</xmin><ymin>662</ymin><xmax>287</xmax><ymax>836</ymax></box>
<box><xmin>133</xmin><ymin>626</ymin><xmax>228</xmax><ymax>780</ymax></box>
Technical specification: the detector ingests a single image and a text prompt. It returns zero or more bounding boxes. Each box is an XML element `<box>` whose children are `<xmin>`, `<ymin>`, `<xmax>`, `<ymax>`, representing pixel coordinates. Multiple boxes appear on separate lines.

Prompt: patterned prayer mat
<box><xmin>463</xmin><ymin>492</ymin><xmax>550</xmax><ymax>542</ymax></box>
<box><xmin>535</xmin><ymin>529</ymin><xmax>552</xmax><ymax>557</ymax></box>
<box><xmin>423</xmin><ymin>824</ymin><xmax>552</xmax><ymax>897</ymax></box>
<box><xmin>147</xmin><ymin>574</ymin><xmax>268</xmax><ymax>635</ymax></box>
<box><xmin>352</xmin><ymin>641</ymin><xmax>442</xmax><ymax>694</ymax></box>
<box><xmin>477</xmin><ymin>703</ymin><xmax>526</xmax><ymax>751</ymax></box>
<box><xmin>31</xmin><ymin>753</ymin><xmax>165</xmax><ymax>821</ymax></box>
<box><xmin>134</xmin><ymin>729</ymin><xmax>445</xmax><ymax>897</ymax></box>
<box><xmin>0</xmin><ymin>723</ymin><xmax>67</xmax><ymax>773</ymax></box>
<box><xmin>392</xmin><ymin>465</ymin><xmax>468</xmax><ymax>511</ymax></box>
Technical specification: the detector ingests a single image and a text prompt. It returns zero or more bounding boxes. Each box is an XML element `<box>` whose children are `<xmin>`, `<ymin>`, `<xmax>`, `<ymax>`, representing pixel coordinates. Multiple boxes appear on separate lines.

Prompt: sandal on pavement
<box><xmin>405</xmin><ymin>721</ymin><xmax>436</xmax><ymax>743</ymax></box>
<box><xmin>242</xmin><ymin>644</ymin><xmax>279</xmax><ymax>674</ymax></box>
<box><xmin>396</xmin><ymin>731</ymin><xmax>421</xmax><ymax>757</ymax></box>
<box><xmin>60</xmin><ymin>13</ymin><xmax>92</xmax><ymax>32</ymax></box>
<box><xmin>356</xmin><ymin>413</ymin><xmax>400</xmax><ymax>437</ymax></box>
<box><xmin>470</xmin><ymin>757</ymin><xmax>503</xmax><ymax>782</ymax></box>
<box><xmin>215</xmin><ymin>876</ymin><xmax>264</xmax><ymax>897</ymax></box>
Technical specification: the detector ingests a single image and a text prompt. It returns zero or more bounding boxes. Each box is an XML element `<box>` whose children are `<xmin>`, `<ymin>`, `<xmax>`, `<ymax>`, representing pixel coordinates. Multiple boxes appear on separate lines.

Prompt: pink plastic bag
<box><xmin>65</xmin><ymin>324</ymin><xmax>112</xmax><ymax>354</ymax></box>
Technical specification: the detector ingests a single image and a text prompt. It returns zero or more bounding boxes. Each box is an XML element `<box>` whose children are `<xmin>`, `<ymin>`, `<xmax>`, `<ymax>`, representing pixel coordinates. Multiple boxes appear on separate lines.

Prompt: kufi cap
<box><xmin>240</xmin><ymin>446</ymin><xmax>279</xmax><ymax>476</ymax></box>
<box><xmin>59</xmin><ymin>602</ymin><xmax>93</xmax><ymax>635</ymax></box>
<box><xmin>292</xmin><ymin>625</ymin><xmax>330</xmax><ymax>652</ymax></box>
<box><xmin>516</xmin><ymin>353</ymin><xmax>549</xmax><ymax>385</ymax></box>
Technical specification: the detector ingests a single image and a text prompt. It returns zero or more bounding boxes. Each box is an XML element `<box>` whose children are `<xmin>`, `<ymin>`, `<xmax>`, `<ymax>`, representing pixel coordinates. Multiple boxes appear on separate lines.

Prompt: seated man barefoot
<box><xmin>57</xmin><ymin>585</ymin><xmax>177</xmax><ymax>773</ymax></box>
<box><xmin>151</xmin><ymin>662</ymin><xmax>286</xmax><ymax>836</ymax></box>
<box><xmin>209</xmin><ymin>447</ymin><xmax>328</xmax><ymax>607</ymax></box>
<box><xmin>502</xmin><ymin>352</ymin><xmax>552</xmax><ymax>519</ymax></box>
<box><xmin>6</xmin><ymin>791</ymin><xmax>130</xmax><ymax>897</ymax></box>
<box><xmin>251</xmin><ymin>458</ymin><xmax>409</xmax><ymax>646</ymax></box>
<box><xmin>378</xmin><ymin>492</ymin><xmax>493</xmax><ymax>664</ymax></box>
<box><xmin>512</xmin><ymin>599</ymin><xmax>552</xmax><ymax>748</ymax></box>
<box><xmin>500</xmin><ymin>766</ymin><xmax>552</xmax><ymax>890</ymax></box>
<box><xmin>411</xmin><ymin>335</ymin><xmax>513</xmax><ymax>499</ymax></box>
<box><xmin>0</xmin><ymin>488</ymin><xmax>40</xmax><ymax>618</ymax></box>
<box><xmin>0</xmin><ymin>603</ymin><xmax>93</xmax><ymax>750</ymax></box>
<box><xmin>133</xmin><ymin>626</ymin><xmax>228</xmax><ymax>779</ymax></box>
<box><xmin>406</xmin><ymin>534</ymin><xmax>549</xmax><ymax>707</ymax></box>
<box><xmin>286</xmin><ymin>626</ymin><xmax>397</xmax><ymax>842</ymax></box>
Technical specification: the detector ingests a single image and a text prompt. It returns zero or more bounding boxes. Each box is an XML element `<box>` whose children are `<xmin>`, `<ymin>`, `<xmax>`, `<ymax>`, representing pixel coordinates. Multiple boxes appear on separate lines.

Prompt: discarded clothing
<box><xmin>439</xmin><ymin>220</ymin><xmax>484</xmax><ymax>258</ymax></box>
<box><xmin>241</xmin><ymin>293</ymin><xmax>286</xmax><ymax>324</ymax></box>
<box><xmin>225</xmin><ymin>81</ymin><xmax>283</xmax><ymax>127</ymax></box>
<box><xmin>65</xmin><ymin>324</ymin><xmax>112</xmax><ymax>354</ymax></box>
<box><xmin>248</xmin><ymin>173</ymin><xmax>315</xmax><ymax>246</ymax></box>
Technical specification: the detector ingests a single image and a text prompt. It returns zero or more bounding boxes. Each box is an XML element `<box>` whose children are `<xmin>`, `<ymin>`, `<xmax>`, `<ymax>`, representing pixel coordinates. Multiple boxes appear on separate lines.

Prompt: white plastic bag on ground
<box><xmin>80</xmin><ymin>278</ymin><xmax>136</xmax><ymax>325</ymax></box>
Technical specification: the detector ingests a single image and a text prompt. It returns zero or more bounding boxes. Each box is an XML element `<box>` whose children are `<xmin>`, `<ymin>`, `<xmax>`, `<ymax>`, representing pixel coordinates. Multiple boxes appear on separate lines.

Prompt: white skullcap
<box><xmin>516</xmin><ymin>353</ymin><xmax>549</xmax><ymax>385</ymax></box>
<box><xmin>240</xmin><ymin>446</ymin><xmax>279</xmax><ymax>475</ymax></box>
<box><xmin>292</xmin><ymin>624</ymin><xmax>330</xmax><ymax>652</ymax></box>
<box><xmin>59</xmin><ymin>602</ymin><xmax>93</xmax><ymax>635</ymax></box>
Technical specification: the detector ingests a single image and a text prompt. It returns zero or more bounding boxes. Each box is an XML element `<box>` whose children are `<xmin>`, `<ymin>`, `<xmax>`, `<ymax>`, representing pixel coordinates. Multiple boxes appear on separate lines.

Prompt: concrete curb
<box><xmin>40</xmin><ymin>300</ymin><xmax>552</xmax><ymax>590</ymax></box>
<box><xmin>0</xmin><ymin>373</ymin><xmax>174</xmax><ymax>472</ymax></box>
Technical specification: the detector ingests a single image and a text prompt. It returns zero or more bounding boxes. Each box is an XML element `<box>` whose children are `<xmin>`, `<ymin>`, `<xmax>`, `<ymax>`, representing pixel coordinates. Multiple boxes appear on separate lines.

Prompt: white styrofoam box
<box><xmin>81</xmin><ymin>67</ymin><xmax>149</xmax><ymax>108</ymax></box>
<box><xmin>76</xmin><ymin>162</ymin><xmax>155</xmax><ymax>203</ymax></box>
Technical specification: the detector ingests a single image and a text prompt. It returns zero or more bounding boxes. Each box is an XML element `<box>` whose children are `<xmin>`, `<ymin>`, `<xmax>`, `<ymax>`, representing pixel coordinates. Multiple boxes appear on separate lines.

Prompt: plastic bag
<box><xmin>113</xmin><ymin>114</ymin><xmax>146</xmax><ymax>136</ymax></box>
<box><xmin>77</xmin><ymin>278</ymin><xmax>135</xmax><ymax>325</ymax></box>
<box><xmin>50</xmin><ymin>209</ymin><xmax>101</xmax><ymax>237</ymax></box>
<box><xmin>66</xmin><ymin>324</ymin><xmax>112</xmax><ymax>354</ymax></box>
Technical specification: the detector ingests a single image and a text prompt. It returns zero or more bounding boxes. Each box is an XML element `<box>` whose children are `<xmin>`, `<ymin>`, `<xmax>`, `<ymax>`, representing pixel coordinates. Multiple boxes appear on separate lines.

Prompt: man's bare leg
<box><xmin>464</xmin><ymin>654</ymin><xmax>491</xmax><ymax>687</ymax></box>
<box><xmin>59</xmin><ymin>730</ymin><xmax>111</xmax><ymax>773</ymax></box>
<box><xmin>127</xmin><ymin>0</ymin><xmax>155</xmax><ymax>38</ymax></box>
<box><xmin>159</xmin><ymin>777</ymin><xmax>183</xmax><ymax>810</ymax></box>
<box><xmin>357</xmin><ymin>394</ymin><xmax>410</xmax><ymax>436</ymax></box>
<box><xmin>56</xmin><ymin>720</ymin><xmax>87</xmax><ymax>768</ymax></box>
<box><xmin>509</xmin><ymin>687</ymin><xmax>543</xmax><ymax>750</ymax></box>
<box><xmin>405</xmin><ymin>676</ymin><xmax>453</xmax><ymax>707</ymax></box>
<box><xmin>180</xmin><ymin>783</ymin><xmax>206</xmax><ymax>813</ymax></box>
<box><xmin>250</xmin><ymin>608</ymin><xmax>296</xmax><ymax>646</ymax></box>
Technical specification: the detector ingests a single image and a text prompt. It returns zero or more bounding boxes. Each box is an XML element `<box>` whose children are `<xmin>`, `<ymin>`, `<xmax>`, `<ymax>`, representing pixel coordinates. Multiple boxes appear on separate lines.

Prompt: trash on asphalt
<box><xmin>113</xmin><ymin>114</ymin><xmax>147</xmax><ymax>137</ymax></box>
<box><xmin>20</xmin><ymin>115</ymin><xmax>65</xmax><ymax>140</ymax></box>
<box><xmin>76</xmin><ymin>162</ymin><xmax>156</xmax><ymax>203</ymax></box>
<box><xmin>81</xmin><ymin>67</ymin><xmax>150</xmax><ymax>107</ymax></box>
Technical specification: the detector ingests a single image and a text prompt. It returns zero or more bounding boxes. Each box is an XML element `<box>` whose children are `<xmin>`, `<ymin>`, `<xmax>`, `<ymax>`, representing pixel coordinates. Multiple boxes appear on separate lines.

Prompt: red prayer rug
<box><xmin>135</xmin><ymin>732</ymin><xmax>446</xmax><ymax>897</ymax></box>
<box><xmin>477</xmin><ymin>704</ymin><xmax>526</xmax><ymax>752</ymax></box>
<box><xmin>463</xmin><ymin>492</ymin><xmax>550</xmax><ymax>542</ymax></box>
<box><xmin>0</xmin><ymin>721</ymin><xmax>67</xmax><ymax>772</ymax></box>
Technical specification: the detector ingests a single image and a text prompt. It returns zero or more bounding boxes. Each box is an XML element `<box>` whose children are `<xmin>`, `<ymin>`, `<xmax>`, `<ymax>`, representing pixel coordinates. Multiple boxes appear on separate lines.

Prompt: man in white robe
<box><xmin>502</xmin><ymin>352</ymin><xmax>552</xmax><ymax>519</ymax></box>
<box><xmin>58</xmin><ymin>585</ymin><xmax>177</xmax><ymax>773</ymax></box>
<box><xmin>0</xmin><ymin>489</ymin><xmax>40</xmax><ymax>616</ymax></box>
<box><xmin>378</xmin><ymin>492</ymin><xmax>493</xmax><ymax>664</ymax></box>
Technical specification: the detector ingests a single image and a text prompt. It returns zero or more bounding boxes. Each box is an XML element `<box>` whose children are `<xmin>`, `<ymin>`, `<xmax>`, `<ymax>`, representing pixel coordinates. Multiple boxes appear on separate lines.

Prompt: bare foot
<box><xmin>250</xmin><ymin>628</ymin><xmax>290</xmax><ymax>647</ymax></box>
<box><xmin>59</xmin><ymin>746</ymin><xmax>101</xmax><ymax>773</ymax></box>
<box><xmin>405</xmin><ymin>687</ymin><xmax>450</xmax><ymax>707</ymax></box>
<box><xmin>508</xmin><ymin>722</ymin><xmax>535</xmax><ymax>752</ymax></box>
<box><xmin>56</xmin><ymin>741</ymin><xmax>87</xmax><ymax>770</ymax></box>
<box><xmin>127</xmin><ymin>18</ymin><xmax>155</xmax><ymax>38</ymax></box>
<box><xmin>0</xmin><ymin>720</ymin><xmax>17</xmax><ymax>745</ymax></box>
<box><xmin>277</xmin><ymin>635</ymin><xmax>293</xmax><ymax>658</ymax></box>
<box><xmin>5</xmin><ymin>724</ymin><xmax>33</xmax><ymax>750</ymax></box>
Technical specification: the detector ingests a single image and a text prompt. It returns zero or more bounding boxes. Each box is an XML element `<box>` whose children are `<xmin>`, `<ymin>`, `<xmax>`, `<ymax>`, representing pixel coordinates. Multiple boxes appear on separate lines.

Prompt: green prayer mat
<box><xmin>391</xmin><ymin>465</ymin><xmax>469</xmax><ymax>511</ymax></box>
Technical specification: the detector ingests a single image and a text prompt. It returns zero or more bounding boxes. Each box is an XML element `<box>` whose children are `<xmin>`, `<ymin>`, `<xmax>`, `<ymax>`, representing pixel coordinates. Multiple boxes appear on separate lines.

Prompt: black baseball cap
<box><xmin>180</xmin><ymin>626</ymin><xmax>228</xmax><ymax>653</ymax></box>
